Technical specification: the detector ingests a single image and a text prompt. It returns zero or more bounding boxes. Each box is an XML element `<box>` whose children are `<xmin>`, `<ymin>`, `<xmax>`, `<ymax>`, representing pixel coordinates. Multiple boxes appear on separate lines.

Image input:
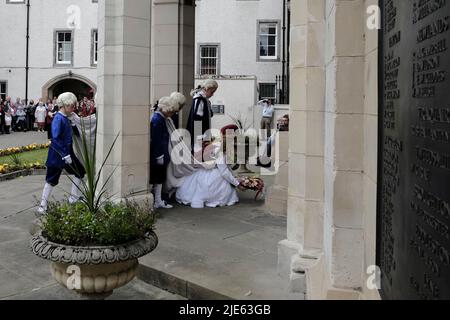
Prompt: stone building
<box><xmin>96</xmin><ymin>0</ymin><xmax>450</xmax><ymax>300</ymax></box>
<box><xmin>194</xmin><ymin>0</ymin><xmax>289</xmax><ymax>130</ymax></box>
<box><xmin>0</xmin><ymin>0</ymin><xmax>98</xmax><ymax>101</ymax></box>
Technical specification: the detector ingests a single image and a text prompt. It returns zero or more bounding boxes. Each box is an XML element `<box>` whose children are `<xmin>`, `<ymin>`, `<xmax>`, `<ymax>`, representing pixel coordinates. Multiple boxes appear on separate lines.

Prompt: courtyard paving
<box><xmin>0</xmin><ymin>175</ymin><xmax>183</xmax><ymax>300</ymax></box>
<box><xmin>0</xmin><ymin>160</ymin><xmax>296</xmax><ymax>300</ymax></box>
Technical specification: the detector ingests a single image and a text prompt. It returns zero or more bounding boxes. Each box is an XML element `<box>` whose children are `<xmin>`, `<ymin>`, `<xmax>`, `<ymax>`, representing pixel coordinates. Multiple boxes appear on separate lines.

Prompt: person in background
<box><xmin>46</xmin><ymin>102</ymin><xmax>59</xmax><ymax>139</ymax></box>
<box><xmin>4</xmin><ymin>105</ymin><xmax>12</xmax><ymax>134</ymax></box>
<box><xmin>258</xmin><ymin>98</ymin><xmax>274</xmax><ymax>139</ymax></box>
<box><xmin>7</xmin><ymin>97</ymin><xmax>17</xmax><ymax>132</ymax></box>
<box><xmin>35</xmin><ymin>101</ymin><xmax>47</xmax><ymax>132</ymax></box>
<box><xmin>82</xmin><ymin>99</ymin><xmax>95</xmax><ymax>117</ymax></box>
<box><xmin>25</xmin><ymin>99</ymin><xmax>36</xmax><ymax>131</ymax></box>
<box><xmin>79</xmin><ymin>97</ymin><xmax>89</xmax><ymax>117</ymax></box>
<box><xmin>256</xmin><ymin>114</ymin><xmax>290</xmax><ymax>168</ymax></box>
<box><xmin>0</xmin><ymin>99</ymin><xmax>4</xmax><ymax>135</ymax></box>
<box><xmin>15</xmin><ymin>99</ymin><xmax>27</xmax><ymax>132</ymax></box>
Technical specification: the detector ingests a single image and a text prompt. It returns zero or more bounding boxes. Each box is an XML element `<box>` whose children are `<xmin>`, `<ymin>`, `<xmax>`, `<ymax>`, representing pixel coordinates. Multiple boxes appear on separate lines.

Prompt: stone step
<box><xmin>137</xmin><ymin>264</ymin><xmax>233</xmax><ymax>300</ymax></box>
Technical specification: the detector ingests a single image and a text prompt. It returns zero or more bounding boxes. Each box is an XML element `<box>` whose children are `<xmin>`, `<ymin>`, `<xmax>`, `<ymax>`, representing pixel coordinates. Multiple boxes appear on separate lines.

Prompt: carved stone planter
<box><xmin>30</xmin><ymin>232</ymin><xmax>158</xmax><ymax>299</ymax></box>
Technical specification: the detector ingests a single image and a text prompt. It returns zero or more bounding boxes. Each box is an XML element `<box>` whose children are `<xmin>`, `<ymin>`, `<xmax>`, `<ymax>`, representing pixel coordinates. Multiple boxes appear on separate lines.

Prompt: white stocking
<box><xmin>69</xmin><ymin>178</ymin><xmax>82</xmax><ymax>203</ymax></box>
<box><xmin>40</xmin><ymin>183</ymin><xmax>54</xmax><ymax>210</ymax></box>
<box><xmin>154</xmin><ymin>184</ymin><xmax>163</xmax><ymax>204</ymax></box>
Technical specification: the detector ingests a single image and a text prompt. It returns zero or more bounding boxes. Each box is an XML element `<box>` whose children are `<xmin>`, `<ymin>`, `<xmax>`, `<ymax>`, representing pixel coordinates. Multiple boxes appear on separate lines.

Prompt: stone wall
<box><xmin>96</xmin><ymin>0</ymin><xmax>152</xmax><ymax>198</ymax></box>
<box><xmin>361</xmin><ymin>0</ymin><xmax>380</xmax><ymax>301</ymax></box>
<box><xmin>0</xmin><ymin>0</ymin><xmax>98</xmax><ymax>100</ymax></box>
<box><xmin>279</xmin><ymin>0</ymin><xmax>381</xmax><ymax>300</ymax></box>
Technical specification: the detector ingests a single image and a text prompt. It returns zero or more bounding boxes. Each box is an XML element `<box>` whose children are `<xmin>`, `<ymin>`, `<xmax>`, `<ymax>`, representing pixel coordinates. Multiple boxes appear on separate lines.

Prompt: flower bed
<box><xmin>0</xmin><ymin>162</ymin><xmax>46</xmax><ymax>175</ymax></box>
<box><xmin>0</xmin><ymin>142</ymin><xmax>50</xmax><ymax>157</ymax></box>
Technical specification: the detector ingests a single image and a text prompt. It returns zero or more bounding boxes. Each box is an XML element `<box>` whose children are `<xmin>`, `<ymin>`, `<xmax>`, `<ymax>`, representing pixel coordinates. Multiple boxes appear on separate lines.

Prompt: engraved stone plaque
<box><xmin>378</xmin><ymin>0</ymin><xmax>450</xmax><ymax>299</ymax></box>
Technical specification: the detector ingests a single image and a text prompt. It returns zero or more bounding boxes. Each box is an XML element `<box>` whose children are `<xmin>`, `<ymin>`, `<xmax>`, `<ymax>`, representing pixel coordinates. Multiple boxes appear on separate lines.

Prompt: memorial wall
<box><xmin>379</xmin><ymin>0</ymin><xmax>450</xmax><ymax>299</ymax></box>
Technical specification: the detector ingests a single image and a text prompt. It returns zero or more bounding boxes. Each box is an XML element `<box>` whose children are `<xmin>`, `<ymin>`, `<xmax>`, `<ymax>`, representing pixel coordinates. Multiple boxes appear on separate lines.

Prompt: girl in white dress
<box><xmin>176</xmin><ymin>141</ymin><xmax>242</xmax><ymax>209</ymax></box>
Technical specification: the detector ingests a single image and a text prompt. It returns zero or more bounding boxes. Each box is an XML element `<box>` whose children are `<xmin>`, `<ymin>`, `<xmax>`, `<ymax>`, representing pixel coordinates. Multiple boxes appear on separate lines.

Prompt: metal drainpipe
<box><xmin>282</xmin><ymin>0</ymin><xmax>286</xmax><ymax>104</ymax></box>
<box><xmin>25</xmin><ymin>0</ymin><xmax>30</xmax><ymax>104</ymax></box>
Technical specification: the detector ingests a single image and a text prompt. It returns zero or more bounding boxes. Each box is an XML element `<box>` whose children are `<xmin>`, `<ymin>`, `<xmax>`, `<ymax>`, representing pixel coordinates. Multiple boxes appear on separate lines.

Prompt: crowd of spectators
<box><xmin>0</xmin><ymin>95</ymin><xmax>95</xmax><ymax>138</ymax></box>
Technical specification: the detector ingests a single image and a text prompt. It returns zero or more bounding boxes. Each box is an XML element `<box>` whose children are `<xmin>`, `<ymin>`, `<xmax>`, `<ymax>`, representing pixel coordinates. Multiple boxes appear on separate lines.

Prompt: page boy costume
<box><xmin>150</xmin><ymin>111</ymin><xmax>173</xmax><ymax>209</ymax></box>
<box><xmin>38</xmin><ymin>111</ymin><xmax>86</xmax><ymax>214</ymax></box>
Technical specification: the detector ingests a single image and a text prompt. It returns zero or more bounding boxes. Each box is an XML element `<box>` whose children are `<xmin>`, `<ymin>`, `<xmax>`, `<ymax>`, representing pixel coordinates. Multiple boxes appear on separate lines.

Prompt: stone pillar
<box><xmin>323</xmin><ymin>0</ymin><xmax>366</xmax><ymax>292</ymax></box>
<box><xmin>96</xmin><ymin>0</ymin><xmax>152</xmax><ymax>198</ymax></box>
<box><xmin>151</xmin><ymin>0</ymin><xmax>195</xmax><ymax>127</ymax></box>
<box><xmin>278</xmin><ymin>0</ymin><xmax>326</xmax><ymax>297</ymax></box>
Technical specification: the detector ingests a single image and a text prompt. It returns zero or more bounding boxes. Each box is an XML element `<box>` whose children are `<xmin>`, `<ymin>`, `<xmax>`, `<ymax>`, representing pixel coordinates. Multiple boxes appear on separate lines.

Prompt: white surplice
<box><xmin>176</xmin><ymin>145</ymin><xmax>240</xmax><ymax>209</ymax></box>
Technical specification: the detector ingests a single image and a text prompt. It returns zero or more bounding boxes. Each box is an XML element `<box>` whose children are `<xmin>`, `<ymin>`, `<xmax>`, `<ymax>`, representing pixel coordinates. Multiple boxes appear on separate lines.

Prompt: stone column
<box><xmin>151</xmin><ymin>0</ymin><xmax>195</xmax><ymax>127</ymax></box>
<box><xmin>278</xmin><ymin>0</ymin><xmax>326</xmax><ymax>297</ymax></box>
<box><xmin>96</xmin><ymin>0</ymin><xmax>152</xmax><ymax>198</ymax></box>
<box><xmin>323</xmin><ymin>0</ymin><xmax>366</xmax><ymax>292</ymax></box>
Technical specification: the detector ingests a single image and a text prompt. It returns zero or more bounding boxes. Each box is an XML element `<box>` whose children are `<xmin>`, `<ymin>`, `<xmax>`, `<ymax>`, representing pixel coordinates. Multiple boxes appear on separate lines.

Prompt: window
<box><xmin>258</xmin><ymin>21</ymin><xmax>279</xmax><ymax>60</ymax></box>
<box><xmin>259</xmin><ymin>83</ymin><xmax>276</xmax><ymax>102</ymax></box>
<box><xmin>92</xmin><ymin>29</ymin><xmax>98</xmax><ymax>66</ymax></box>
<box><xmin>0</xmin><ymin>81</ymin><xmax>6</xmax><ymax>101</ymax></box>
<box><xmin>199</xmin><ymin>44</ymin><xmax>219</xmax><ymax>76</ymax></box>
<box><xmin>55</xmin><ymin>31</ymin><xmax>73</xmax><ymax>65</ymax></box>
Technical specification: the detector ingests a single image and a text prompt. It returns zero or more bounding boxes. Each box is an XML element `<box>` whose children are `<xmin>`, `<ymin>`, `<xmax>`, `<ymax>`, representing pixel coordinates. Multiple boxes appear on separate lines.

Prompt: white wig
<box><xmin>57</xmin><ymin>92</ymin><xmax>78</xmax><ymax>108</ymax></box>
<box><xmin>190</xmin><ymin>79</ymin><xmax>219</xmax><ymax>97</ymax></box>
<box><xmin>170</xmin><ymin>92</ymin><xmax>186</xmax><ymax>108</ymax></box>
<box><xmin>158</xmin><ymin>96</ymin><xmax>177</xmax><ymax>113</ymax></box>
<box><xmin>202</xmin><ymin>79</ymin><xmax>219</xmax><ymax>90</ymax></box>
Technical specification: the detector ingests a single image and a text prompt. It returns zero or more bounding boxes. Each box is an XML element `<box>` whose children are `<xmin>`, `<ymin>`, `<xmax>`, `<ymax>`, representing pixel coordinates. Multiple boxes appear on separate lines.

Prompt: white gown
<box><xmin>176</xmin><ymin>147</ymin><xmax>240</xmax><ymax>209</ymax></box>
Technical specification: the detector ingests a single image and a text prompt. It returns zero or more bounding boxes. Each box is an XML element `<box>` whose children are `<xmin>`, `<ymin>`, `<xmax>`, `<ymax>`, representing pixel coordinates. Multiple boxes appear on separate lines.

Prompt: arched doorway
<box><xmin>42</xmin><ymin>73</ymin><xmax>97</xmax><ymax>101</ymax></box>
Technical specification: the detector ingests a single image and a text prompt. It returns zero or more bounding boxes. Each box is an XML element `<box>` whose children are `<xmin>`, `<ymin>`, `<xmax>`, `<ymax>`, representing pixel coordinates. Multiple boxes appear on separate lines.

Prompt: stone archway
<box><xmin>42</xmin><ymin>73</ymin><xmax>97</xmax><ymax>101</ymax></box>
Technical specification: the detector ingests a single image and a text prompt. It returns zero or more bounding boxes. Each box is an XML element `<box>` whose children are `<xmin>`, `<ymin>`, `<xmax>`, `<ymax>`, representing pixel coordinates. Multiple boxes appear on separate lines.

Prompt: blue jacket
<box><xmin>46</xmin><ymin>112</ymin><xmax>73</xmax><ymax>168</ymax></box>
<box><xmin>150</xmin><ymin>112</ymin><xmax>170</xmax><ymax>166</ymax></box>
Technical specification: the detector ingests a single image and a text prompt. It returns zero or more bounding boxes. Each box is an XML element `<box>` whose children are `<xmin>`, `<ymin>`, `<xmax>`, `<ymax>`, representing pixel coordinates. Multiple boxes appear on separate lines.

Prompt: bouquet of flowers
<box><xmin>239</xmin><ymin>176</ymin><xmax>265</xmax><ymax>200</ymax></box>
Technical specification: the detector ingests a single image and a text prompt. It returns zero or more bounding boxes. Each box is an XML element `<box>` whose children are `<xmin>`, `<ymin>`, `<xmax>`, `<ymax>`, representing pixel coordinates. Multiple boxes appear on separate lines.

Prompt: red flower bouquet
<box><xmin>239</xmin><ymin>176</ymin><xmax>265</xmax><ymax>200</ymax></box>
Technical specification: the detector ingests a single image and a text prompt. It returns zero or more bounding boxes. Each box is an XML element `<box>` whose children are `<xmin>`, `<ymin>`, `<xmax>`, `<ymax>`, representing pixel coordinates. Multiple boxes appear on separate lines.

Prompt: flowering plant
<box><xmin>0</xmin><ymin>142</ymin><xmax>51</xmax><ymax>157</ymax></box>
<box><xmin>0</xmin><ymin>162</ymin><xmax>45</xmax><ymax>175</ymax></box>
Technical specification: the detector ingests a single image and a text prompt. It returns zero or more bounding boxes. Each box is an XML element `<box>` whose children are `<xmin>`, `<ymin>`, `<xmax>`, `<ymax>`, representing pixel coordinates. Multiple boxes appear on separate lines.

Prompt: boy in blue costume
<box><xmin>37</xmin><ymin>92</ymin><xmax>86</xmax><ymax>214</ymax></box>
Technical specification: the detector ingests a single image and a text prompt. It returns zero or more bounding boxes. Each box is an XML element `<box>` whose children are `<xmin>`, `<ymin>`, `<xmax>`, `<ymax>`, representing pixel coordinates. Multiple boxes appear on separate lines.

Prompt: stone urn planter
<box><xmin>30</xmin><ymin>231</ymin><xmax>158</xmax><ymax>299</ymax></box>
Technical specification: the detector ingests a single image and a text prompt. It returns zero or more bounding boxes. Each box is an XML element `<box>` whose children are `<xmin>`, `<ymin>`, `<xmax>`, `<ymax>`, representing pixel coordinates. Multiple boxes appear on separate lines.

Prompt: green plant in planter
<box><xmin>42</xmin><ymin>199</ymin><xmax>155</xmax><ymax>247</ymax></box>
<box><xmin>39</xmin><ymin>115</ymin><xmax>156</xmax><ymax>244</ymax></box>
<box><xmin>32</xmin><ymin>112</ymin><xmax>158</xmax><ymax>299</ymax></box>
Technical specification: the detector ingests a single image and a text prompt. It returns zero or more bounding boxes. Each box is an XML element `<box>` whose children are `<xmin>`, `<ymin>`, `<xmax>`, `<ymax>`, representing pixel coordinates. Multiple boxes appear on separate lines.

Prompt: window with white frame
<box><xmin>259</xmin><ymin>83</ymin><xmax>276</xmax><ymax>102</ymax></box>
<box><xmin>199</xmin><ymin>45</ymin><xmax>219</xmax><ymax>76</ymax></box>
<box><xmin>56</xmin><ymin>31</ymin><xmax>73</xmax><ymax>65</ymax></box>
<box><xmin>0</xmin><ymin>81</ymin><xmax>6</xmax><ymax>101</ymax></box>
<box><xmin>92</xmin><ymin>29</ymin><xmax>98</xmax><ymax>65</ymax></box>
<box><xmin>258</xmin><ymin>22</ymin><xmax>278</xmax><ymax>60</ymax></box>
